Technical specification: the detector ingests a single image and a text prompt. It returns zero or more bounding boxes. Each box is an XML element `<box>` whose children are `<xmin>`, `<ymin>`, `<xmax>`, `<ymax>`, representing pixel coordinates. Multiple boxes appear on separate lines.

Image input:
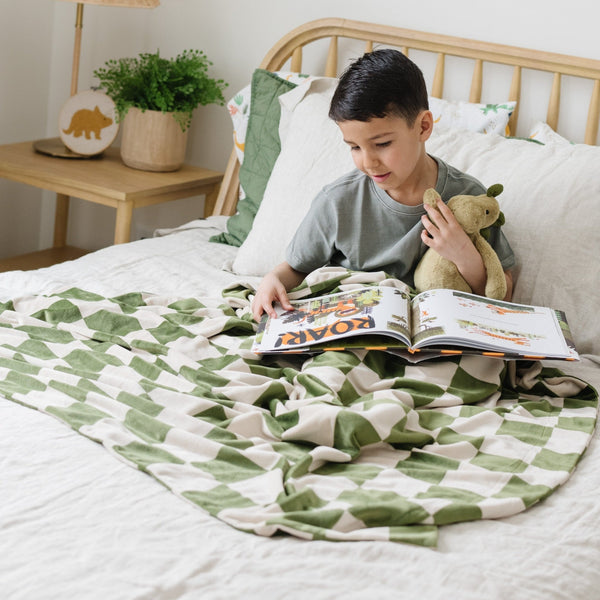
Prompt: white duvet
<box><xmin>1</xmin><ymin>219</ymin><xmax>598</xmax><ymax>600</ymax></box>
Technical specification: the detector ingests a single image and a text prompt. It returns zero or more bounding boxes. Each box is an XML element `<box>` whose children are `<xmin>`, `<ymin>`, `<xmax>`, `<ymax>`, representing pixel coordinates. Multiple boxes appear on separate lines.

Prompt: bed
<box><xmin>1</xmin><ymin>18</ymin><xmax>599</xmax><ymax>599</ymax></box>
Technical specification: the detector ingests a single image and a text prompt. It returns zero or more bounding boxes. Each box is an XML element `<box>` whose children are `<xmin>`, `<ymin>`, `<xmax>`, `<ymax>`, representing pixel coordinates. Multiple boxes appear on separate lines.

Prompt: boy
<box><xmin>251</xmin><ymin>49</ymin><xmax>514</xmax><ymax>321</ymax></box>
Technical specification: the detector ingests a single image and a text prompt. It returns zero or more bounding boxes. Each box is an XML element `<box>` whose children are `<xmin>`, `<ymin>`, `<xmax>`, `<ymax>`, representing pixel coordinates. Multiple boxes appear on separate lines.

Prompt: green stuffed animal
<box><xmin>413</xmin><ymin>184</ymin><xmax>507</xmax><ymax>300</ymax></box>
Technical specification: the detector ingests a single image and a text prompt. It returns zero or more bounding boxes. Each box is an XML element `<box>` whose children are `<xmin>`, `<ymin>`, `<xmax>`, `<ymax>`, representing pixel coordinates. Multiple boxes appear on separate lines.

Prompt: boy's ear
<box><xmin>418</xmin><ymin>110</ymin><xmax>434</xmax><ymax>141</ymax></box>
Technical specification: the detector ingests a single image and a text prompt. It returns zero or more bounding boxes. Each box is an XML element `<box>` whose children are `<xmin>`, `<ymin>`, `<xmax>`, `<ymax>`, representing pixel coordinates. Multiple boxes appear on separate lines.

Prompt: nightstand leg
<box><xmin>53</xmin><ymin>193</ymin><xmax>70</xmax><ymax>248</ymax></box>
<box><xmin>203</xmin><ymin>184</ymin><xmax>220</xmax><ymax>218</ymax></box>
<box><xmin>114</xmin><ymin>201</ymin><xmax>133</xmax><ymax>244</ymax></box>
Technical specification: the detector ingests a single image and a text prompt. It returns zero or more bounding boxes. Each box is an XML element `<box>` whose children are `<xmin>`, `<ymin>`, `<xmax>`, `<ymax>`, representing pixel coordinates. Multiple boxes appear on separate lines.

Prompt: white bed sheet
<box><xmin>1</xmin><ymin>219</ymin><xmax>598</xmax><ymax>600</ymax></box>
<box><xmin>0</xmin><ymin>217</ymin><xmax>249</xmax><ymax>301</ymax></box>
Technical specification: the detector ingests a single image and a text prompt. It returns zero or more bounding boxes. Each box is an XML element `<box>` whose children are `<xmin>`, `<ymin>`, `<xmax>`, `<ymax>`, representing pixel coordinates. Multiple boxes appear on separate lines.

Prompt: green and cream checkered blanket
<box><xmin>0</xmin><ymin>269</ymin><xmax>596</xmax><ymax>547</ymax></box>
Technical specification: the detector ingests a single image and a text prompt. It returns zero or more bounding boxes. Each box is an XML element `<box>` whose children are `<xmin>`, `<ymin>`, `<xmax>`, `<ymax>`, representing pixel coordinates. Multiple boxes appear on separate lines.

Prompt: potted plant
<box><xmin>94</xmin><ymin>49</ymin><xmax>227</xmax><ymax>171</ymax></box>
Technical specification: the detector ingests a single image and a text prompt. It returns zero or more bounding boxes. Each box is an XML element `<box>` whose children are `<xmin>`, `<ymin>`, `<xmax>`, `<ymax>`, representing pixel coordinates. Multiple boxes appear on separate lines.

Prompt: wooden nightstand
<box><xmin>0</xmin><ymin>139</ymin><xmax>223</xmax><ymax>271</ymax></box>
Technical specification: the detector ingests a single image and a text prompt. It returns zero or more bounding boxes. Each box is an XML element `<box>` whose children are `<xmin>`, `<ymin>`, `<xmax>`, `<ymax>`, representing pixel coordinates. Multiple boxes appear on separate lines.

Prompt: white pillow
<box><xmin>429</xmin><ymin>97</ymin><xmax>516</xmax><ymax>136</ymax></box>
<box><xmin>528</xmin><ymin>120</ymin><xmax>573</xmax><ymax>146</ymax></box>
<box><xmin>427</xmin><ymin>128</ymin><xmax>600</xmax><ymax>356</ymax></box>
<box><xmin>231</xmin><ymin>78</ymin><xmax>353</xmax><ymax>277</ymax></box>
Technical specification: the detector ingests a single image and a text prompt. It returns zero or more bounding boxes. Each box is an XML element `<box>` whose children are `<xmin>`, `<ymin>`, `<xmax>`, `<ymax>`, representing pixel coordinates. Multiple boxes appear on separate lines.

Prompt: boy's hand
<box><xmin>421</xmin><ymin>199</ymin><xmax>474</xmax><ymax>264</ymax></box>
<box><xmin>251</xmin><ymin>261</ymin><xmax>307</xmax><ymax>321</ymax></box>
<box><xmin>252</xmin><ymin>272</ymin><xmax>294</xmax><ymax>321</ymax></box>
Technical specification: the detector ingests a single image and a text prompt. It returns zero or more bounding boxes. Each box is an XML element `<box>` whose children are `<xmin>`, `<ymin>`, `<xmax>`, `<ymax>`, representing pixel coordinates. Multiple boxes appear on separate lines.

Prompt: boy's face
<box><xmin>338</xmin><ymin>111</ymin><xmax>433</xmax><ymax>204</ymax></box>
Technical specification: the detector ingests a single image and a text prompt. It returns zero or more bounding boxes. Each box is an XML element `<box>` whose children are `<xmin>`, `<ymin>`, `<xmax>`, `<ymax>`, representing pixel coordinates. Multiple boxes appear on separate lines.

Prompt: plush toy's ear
<box><xmin>423</xmin><ymin>188</ymin><xmax>441</xmax><ymax>207</ymax></box>
<box><xmin>487</xmin><ymin>183</ymin><xmax>503</xmax><ymax>198</ymax></box>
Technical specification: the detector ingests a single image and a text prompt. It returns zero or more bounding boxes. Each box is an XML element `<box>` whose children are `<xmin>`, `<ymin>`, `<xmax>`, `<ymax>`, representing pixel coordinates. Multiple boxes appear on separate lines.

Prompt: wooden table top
<box><xmin>0</xmin><ymin>139</ymin><xmax>223</xmax><ymax>202</ymax></box>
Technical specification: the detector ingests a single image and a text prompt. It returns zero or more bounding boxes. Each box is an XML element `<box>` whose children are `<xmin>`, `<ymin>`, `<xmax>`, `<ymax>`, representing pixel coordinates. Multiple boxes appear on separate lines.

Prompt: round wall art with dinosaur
<box><xmin>59</xmin><ymin>90</ymin><xmax>119</xmax><ymax>156</ymax></box>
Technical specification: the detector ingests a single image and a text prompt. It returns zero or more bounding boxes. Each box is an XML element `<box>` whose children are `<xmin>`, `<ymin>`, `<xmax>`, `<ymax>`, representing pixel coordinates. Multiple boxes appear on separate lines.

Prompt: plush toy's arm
<box><xmin>474</xmin><ymin>236</ymin><xmax>507</xmax><ymax>300</ymax></box>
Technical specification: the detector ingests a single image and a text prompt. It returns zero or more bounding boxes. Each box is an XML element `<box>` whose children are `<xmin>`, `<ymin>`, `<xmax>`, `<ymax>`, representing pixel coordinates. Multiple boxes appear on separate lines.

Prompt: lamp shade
<box><xmin>58</xmin><ymin>0</ymin><xmax>160</xmax><ymax>7</ymax></box>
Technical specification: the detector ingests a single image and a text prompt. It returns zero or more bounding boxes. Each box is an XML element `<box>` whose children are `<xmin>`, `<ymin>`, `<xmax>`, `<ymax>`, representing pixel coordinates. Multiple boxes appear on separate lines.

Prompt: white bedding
<box><xmin>1</xmin><ymin>218</ymin><xmax>598</xmax><ymax>600</ymax></box>
<box><xmin>0</xmin><ymin>217</ymin><xmax>246</xmax><ymax>301</ymax></box>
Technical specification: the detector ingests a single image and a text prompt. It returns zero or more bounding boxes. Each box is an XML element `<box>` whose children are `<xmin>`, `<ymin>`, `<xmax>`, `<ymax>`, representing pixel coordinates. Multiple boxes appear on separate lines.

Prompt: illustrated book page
<box><xmin>253</xmin><ymin>286</ymin><xmax>578</xmax><ymax>362</ymax></box>
<box><xmin>410</xmin><ymin>289</ymin><xmax>578</xmax><ymax>360</ymax></box>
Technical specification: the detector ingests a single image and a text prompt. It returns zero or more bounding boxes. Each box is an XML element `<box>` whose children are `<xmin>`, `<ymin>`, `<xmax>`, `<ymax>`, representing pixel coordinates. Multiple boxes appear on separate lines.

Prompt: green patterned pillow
<box><xmin>211</xmin><ymin>70</ymin><xmax>298</xmax><ymax>247</ymax></box>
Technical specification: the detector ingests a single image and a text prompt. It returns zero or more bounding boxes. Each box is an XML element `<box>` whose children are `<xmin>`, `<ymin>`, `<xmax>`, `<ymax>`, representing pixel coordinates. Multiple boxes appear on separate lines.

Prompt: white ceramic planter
<box><xmin>120</xmin><ymin>107</ymin><xmax>188</xmax><ymax>172</ymax></box>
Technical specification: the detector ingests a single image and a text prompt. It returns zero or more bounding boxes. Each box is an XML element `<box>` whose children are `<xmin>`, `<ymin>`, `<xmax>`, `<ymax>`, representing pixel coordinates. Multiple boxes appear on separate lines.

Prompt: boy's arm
<box><xmin>251</xmin><ymin>262</ymin><xmax>307</xmax><ymax>321</ymax></box>
<box><xmin>421</xmin><ymin>200</ymin><xmax>513</xmax><ymax>301</ymax></box>
<box><xmin>503</xmin><ymin>270</ymin><xmax>513</xmax><ymax>302</ymax></box>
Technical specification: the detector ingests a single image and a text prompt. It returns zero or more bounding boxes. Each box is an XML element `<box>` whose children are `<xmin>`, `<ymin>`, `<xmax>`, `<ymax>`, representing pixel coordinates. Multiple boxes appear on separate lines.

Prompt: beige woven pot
<box><xmin>120</xmin><ymin>107</ymin><xmax>188</xmax><ymax>172</ymax></box>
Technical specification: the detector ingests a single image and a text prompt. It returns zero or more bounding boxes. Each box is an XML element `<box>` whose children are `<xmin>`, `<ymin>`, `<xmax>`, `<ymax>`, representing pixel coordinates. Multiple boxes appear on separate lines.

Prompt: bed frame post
<box><xmin>432</xmin><ymin>53</ymin><xmax>445</xmax><ymax>98</ymax></box>
<box><xmin>325</xmin><ymin>37</ymin><xmax>338</xmax><ymax>77</ymax></box>
<box><xmin>547</xmin><ymin>72</ymin><xmax>562</xmax><ymax>131</ymax></box>
<box><xmin>211</xmin><ymin>149</ymin><xmax>241</xmax><ymax>216</ymax></box>
<box><xmin>469</xmin><ymin>59</ymin><xmax>483</xmax><ymax>103</ymax></box>
<box><xmin>291</xmin><ymin>47</ymin><xmax>303</xmax><ymax>72</ymax></box>
<box><xmin>585</xmin><ymin>80</ymin><xmax>600</xmax><ymax>145</ymax></box>
<box><xmin>508</xmin><ymin>65</ymin><xmax>522</xmax><ymax>135</ymax></box>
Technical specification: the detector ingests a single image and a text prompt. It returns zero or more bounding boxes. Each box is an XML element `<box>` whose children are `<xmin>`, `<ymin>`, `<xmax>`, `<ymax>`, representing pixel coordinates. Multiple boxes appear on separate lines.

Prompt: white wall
<box><xmin>0</xmin><ymin>0</ymin><xmax>598</xmax><ymax>258</ymax></box>
<box><xmin>0</xmin><ymin>0</ymin><xmax>53</xmax><ymax>257</ymax></box>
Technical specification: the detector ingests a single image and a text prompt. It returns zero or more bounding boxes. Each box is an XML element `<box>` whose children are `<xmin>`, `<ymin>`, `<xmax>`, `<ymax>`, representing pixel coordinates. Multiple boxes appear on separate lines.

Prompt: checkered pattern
<box><xmin>0</xmin><ymin>270</ymin><xmax>596</xmax><ymax>547</ymax></box>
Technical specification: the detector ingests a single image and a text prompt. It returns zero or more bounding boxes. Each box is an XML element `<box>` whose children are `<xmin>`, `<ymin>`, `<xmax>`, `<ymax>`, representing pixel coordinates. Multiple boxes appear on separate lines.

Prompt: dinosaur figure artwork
<box><xmin>62</xmin><ymin>106</ymin><xmax>113</xmax><ymax>140</ymax></box>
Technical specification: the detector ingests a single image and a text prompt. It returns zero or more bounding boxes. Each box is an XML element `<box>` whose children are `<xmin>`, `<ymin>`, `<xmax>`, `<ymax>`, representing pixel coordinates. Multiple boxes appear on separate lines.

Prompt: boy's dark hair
<box><xmin>329</xmin><ymin>48</ymin><xmax>429</xmax><ymax>125</ymax></box>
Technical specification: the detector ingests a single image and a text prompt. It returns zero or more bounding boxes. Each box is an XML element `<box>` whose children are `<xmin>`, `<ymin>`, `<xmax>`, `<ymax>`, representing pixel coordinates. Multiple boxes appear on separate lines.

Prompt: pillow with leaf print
<box><xmin>429</xmin><ymin>97</ymin><xmax>516</xmax><ymax>136</ymax></box>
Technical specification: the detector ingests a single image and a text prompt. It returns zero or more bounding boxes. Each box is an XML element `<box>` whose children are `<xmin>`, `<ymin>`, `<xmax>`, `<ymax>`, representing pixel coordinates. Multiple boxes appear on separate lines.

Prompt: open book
<box><xmin>253</xmin><ymin>286</ymin><xmax>579</xmax><ymax>363</ymax></box>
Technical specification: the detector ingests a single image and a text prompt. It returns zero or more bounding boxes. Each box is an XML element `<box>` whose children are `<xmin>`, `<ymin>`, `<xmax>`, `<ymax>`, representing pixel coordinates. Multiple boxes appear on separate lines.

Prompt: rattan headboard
<box><xmin>212</xmin><ymin>17</ymin><xmax>600</xmax><ymax>216</ymax></box>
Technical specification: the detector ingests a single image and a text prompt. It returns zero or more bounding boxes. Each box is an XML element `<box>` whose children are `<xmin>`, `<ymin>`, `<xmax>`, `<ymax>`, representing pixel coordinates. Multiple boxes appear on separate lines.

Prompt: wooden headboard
<box><xmin>212</xmin><ymin>17</ymin><xmax>600</xmax><ymax>217</ymax></box>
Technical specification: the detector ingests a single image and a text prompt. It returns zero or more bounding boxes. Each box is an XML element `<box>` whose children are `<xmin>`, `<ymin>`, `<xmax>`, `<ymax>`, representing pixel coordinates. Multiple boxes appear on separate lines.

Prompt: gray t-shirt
<box><xmin>286</xmin><ymin>156</ymin><xmax>515</xmax><ymax>287</ymax></box>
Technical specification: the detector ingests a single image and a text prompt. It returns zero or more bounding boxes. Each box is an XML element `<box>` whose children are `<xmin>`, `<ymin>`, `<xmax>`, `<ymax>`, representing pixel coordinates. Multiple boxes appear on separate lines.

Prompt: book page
<box><xmin>410</xmin><ymin>289</ymin><xmax>573</xmax><ymax>358</ymax></box>
<box><xmin>254</xmin><ymin>286</ymin><xmax>411</xmax><ymax>353</ymax></box>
